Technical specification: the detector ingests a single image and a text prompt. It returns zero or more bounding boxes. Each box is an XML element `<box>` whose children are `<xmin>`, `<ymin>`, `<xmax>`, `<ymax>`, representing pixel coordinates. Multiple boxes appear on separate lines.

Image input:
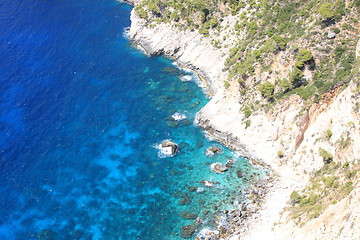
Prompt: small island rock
<box><xmin>159</xmin><ymin>140</ymin><xmax>178</xmax><ymax>155</ymax></box>
<box><xmin>211</xmin><ymin>162</ymin><xmax>228</xmax><ymax>173</ymax></box>
<box><xmin>205</xmin><ymin>146</ymin><xmax>222</xmax><ymax>156</ymax></box>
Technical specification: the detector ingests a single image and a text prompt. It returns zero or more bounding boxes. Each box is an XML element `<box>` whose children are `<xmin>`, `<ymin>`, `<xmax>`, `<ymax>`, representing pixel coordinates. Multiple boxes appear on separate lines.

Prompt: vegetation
<box><xmin>242</xmin><ymin>106</ymin><xmax>252</xmax><ymax>118</ymax></box>
<box><xmin>318</xmin><ymin>147</ymin><xmax>333</xmax><ymax>164</ymax></box>
<box><xmin>289</xmin><ymin>161</ymin><xmax>359</xmax><ymax>225</ymax></box>
<box><xmin>135</xmin><ymin>0</ymin><xmax>359</xmax><ymax>107</ymax></box>
<box><xmin>258</xmin><ymin>81</ymin><xmax>275</xmax><ymax>100</ymax></box>
<box><xmin>325</xmin><ymin>129</ymin><xmax>333</xmax><ymax>141</ymax></box>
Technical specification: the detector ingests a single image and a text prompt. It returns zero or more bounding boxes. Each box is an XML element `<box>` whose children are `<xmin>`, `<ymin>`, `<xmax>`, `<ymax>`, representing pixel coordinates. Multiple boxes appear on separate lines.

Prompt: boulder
<box><xmin>236</xmin><ymin>170</ymin><xmax>243</xmax><ymax>178</ymax></box>
<box><xmin>205</xmin><ymin>146</ymin><xmax>222</xmax><ymax>156</ymax></box>
<box><xmin>327</xmin><ymin>30</ymin><xmax>336</xmax><ymax>39</ymax></box>
<box><xmin>210</xmin><ymin>162</ymin><xmax>228</xmax><ymax>173</ymax></box>
<box><xmin>200</xmin><ymin>180</ymin><xmax>214</xmax><ymax>187</ymax></box>
<box><xmin>225</xmin><ymin>159</ymin><xmax>235</xmax><ymax>168</ymax></box>
<box><xmin>159</xmin><ymin>140</ymin><xmax>178</xmax><ymax>155</ymax></box>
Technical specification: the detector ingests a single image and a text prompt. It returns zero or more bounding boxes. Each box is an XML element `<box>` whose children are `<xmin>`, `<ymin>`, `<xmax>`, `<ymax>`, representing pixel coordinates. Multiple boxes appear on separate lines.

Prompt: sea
<box><xmin>0</xmin><ymin>0</ymin><xmax>266</xmax><ymax>239</ymax></box>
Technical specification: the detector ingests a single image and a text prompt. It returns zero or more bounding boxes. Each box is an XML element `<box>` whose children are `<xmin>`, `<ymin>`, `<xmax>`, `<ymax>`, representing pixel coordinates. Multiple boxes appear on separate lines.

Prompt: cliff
<box><xmin>129</xmin><ymin>11</ymin><xmax>227</xmax><ymax>95</ymax></box>
<box><xmin>128</xmin><ymin>0</ymin><xmax>360</xmax><ymax>239</ymax></box>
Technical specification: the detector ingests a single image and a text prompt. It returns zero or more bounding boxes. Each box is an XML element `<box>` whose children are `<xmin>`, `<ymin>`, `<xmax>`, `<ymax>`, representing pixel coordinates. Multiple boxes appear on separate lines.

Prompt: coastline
<box><xmin>125</xmin><ymin>2</ymin><xmax>360</xmax><ymax>239</ymax></box>
<box><xmin>126</xmin><ymin>6</ymin><xmax>291</xmax><ymax>240</ymax></box>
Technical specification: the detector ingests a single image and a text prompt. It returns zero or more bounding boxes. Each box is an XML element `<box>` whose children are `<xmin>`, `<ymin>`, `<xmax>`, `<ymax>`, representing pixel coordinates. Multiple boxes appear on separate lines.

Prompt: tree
<box><xmin>289</xmin><ymin>67</ymin><xmax>304</xmax><ymax>88</ymax></box>
<box><xmin>318</xmin><ymin>147</ymin><xmax>333</xmax><ymax>164</ymax></box>
<box><xmin>296</xmin><ymin>49</ymin><xmax>313</xmax><ymax>63</ymax></box>
<box><xmin>319</xmin><ymin>3</ymin><xmax>335</xmax><ymax>20</ymax></box>
<box><xmin>273</xmin><ymin>35</ymin><xmax>287</xmax><ymax>50</ymax></box>
<box><xmin>170</xmin><ymin>12</ymin><xmax>179</xmax><ymax>22</ymax></box>
<box><xmin>258</xmin><ymin>81</ymin><xmax>275</xmax><ymax>99</ymax></box>
<box><xmin>279</xmin><ymin>78</ymin><xmax>291</xmax><ymax>93</ymax></box>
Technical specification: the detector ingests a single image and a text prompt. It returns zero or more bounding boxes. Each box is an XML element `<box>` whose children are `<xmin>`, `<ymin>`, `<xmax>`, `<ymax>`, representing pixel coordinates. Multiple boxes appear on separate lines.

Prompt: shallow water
<box><xmin>0</xmin><ymin>0</ymin><xmax>265</xmax><ymax>239</ymax></box>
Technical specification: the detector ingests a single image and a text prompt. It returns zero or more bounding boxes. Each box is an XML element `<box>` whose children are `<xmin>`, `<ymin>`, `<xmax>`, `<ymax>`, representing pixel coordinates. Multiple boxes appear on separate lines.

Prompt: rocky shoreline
<box><xmin>127</xmin><ymin>6</ymin><xmax>283</xmax><ymax>240</ymax></box>
<box><xmin>125</xmin><ymin>1</ymin><xmax>360</xmax><ymax>239</ymax></box>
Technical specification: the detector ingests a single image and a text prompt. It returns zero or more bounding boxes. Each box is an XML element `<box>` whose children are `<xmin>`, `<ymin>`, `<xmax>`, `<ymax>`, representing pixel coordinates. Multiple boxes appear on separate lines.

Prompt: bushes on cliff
<box><xmin>289</xmin><ymin>67</ymin><xmax>304</xmax><ymax>88</ymax></box>
<box><xmin>290</xmin><ymin>191</ymin><xmax>301</xmax><ymax>204</ymax></box>
<box><xmin>242</xmin><ymin>106</ymin><xmax>252</xmax><ymax>118</ymax></box>
<box><xmin>318</xmin><ymin>1</ymin><xmax>346</xmax><ymax>23</ymax></box>
<box><xmin>318</xmin><ymin>148</ymin><xmax>333</xmax><ymax>164</ymax></box>
<box><xmin>258</xmin><ymin>81</ymin><xmax>275</xmax><ymax>100</ymax></box>
<box><xmin>135</xmin><ymin>5</ymin><xmax>148</xmax><ymax>19</ymax></box>
<box><xmin>296</xmin><ymin>49</ymin><xmax>313</xmax><ymax>64</ymax></box>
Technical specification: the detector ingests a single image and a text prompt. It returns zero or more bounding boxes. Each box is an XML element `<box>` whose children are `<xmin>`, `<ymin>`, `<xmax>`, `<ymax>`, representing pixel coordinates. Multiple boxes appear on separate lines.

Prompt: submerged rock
<box><xmin>181</xmin><ymin>225</ymin><xmax>196</xmax><ymax>239</ymax></box>
<box><xmin>200</xmin><ymin>180</ymin><xmax>214</xmax><ymax>187</ymax></box>
<box><xmin>171</xmin><ymin>112</ymin><xmax>187</xmax><ymax>121</ymax></box>
<box><xmin>165</xmin><ymin>120</ymin><xmax>180</xmax><ymax>128</ymax></box>
<box><xmin>210</xmin><ymin>162</ymin><xmax>228</xmax><ymax>173</ymax></box>
<box><xmin>205</xmin><ymin>146</ymin><xmax>222</xmax><ymax>156</ymax></box>
<box><xmin>159</xmin><ymin>140</ymin><xmax>178</xmax><ymax>156</ymax></box>
<box><xmin>236</xmin><ymin>170</ymin><xmax>243</xmax><ymax>178</ymax></box>
<box><xmin>179</xmin><ymin>197</ymin><xmax>191</xmax><ymax>205</ymax></box>
<box><xmin>38</xmin><ymin>229</ymin><xmax>56</xmax><ymax>240</ymax></box>
<box><xmin>225</xmin><ymin>159</ymin><xmax>235</xmax><ymax>168</ymax></box>
<box><xmin>188</xmin><ymin>186</ymin><xmax>197</xmax><ymax>192</ymax></box>
<box><xmin>180</xmin><ymin>210</ymin><xmax>198</xmax><ymax>219</ymax></box>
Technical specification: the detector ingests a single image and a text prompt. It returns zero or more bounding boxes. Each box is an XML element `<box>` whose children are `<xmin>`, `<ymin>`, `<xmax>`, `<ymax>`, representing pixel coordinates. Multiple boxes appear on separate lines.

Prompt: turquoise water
<box><xmin>0</xmin><ymin>0</ymin><xmax>265</xmax><ymax>239</ymax></box>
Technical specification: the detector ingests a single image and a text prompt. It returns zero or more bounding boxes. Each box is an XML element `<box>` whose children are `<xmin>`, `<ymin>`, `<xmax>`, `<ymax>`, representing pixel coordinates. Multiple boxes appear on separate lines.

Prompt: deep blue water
<box><xmin>0</xmin><ymin>0</ymin><xmax>265</xmax><ymax>239</ymax></box>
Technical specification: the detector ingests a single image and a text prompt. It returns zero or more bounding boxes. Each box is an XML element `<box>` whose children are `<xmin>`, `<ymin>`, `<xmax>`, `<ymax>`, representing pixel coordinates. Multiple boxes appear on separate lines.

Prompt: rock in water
<box><xmin>180</xmin><ymin>210</ymin><xmax>197</xmax><ymax>219</ymax></box>
<box><xmin>200</xmin><ymin>180</ymin><xmax>214</xmax><ymax>187</ymax></box>
<box><xmin>236</xmin><ymin>170</ymin><xmax>243</xmax><ymax>178</ymax></box>
<box><xmin>159</xmin><ymin>140</ymin><xmax>178</xmax><ymax>156</ymax></box>
<box><xmin>210</xmin><ymin>162</ymin><xmax>228</xmax><ymax>173</ymax></box>
<box><xmin>181</xmin><ymin>225</ymin><xmax>196</xmax><ymax>239</ymax></box>
<box><xmin>205</xmin><ymin>146</ymin><xmax>222</xmax><ymax>156</ymax></box>
<box><xmin>171</xmin><ymin>112</ymin><xmax>187</xmax><ymax>121</ymax></box>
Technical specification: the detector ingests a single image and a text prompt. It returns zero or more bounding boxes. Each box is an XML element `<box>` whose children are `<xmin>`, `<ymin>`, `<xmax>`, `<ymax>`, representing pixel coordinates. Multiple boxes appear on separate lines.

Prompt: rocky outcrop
<box><xmin>210</xmin><ymin>162</ymin><xmax>228</xmax><ymax>173</ymax></box>
<box><xmin>205</xmin><ymin>146</ymin><xmax>222</xmax><ymax>156</ymax></box>
<box><xmin>159</xmin><ymin>140</ymin><xmax>178</xmax><ymax>155</ymax></box>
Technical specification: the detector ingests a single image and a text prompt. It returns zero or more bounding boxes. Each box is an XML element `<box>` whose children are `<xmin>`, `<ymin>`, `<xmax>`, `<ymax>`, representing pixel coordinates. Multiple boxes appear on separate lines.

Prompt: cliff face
<box><xmin>128</xmin><ymin>4</ymin><xmax>360</xmax><ymax>240</ymax></box>
<box><xmin>129</xmin><ymin>10</ymin><xmax>227</xmax><ymax>95</ymax></box>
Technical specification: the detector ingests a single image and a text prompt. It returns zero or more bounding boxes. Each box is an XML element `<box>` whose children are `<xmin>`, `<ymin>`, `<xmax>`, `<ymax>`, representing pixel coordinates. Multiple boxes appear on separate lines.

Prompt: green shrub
<box><xmin>273</xmin><ymin>35</ymin><xmax>287</xmax><ymax>50</ymax></box>
<box><xmin>323</xmin><ymin>176</ymin><xmax>337</xmax><ymax>188</ymax></box>
<box><xmin>325</xmin><ymin>129</ymin><xmax>333</xmax><ymax>140</ymax></box>
<box><xmin>296</xmin><ymin>49</ymin><xmax>313</xmax><ymax>63</ymax></box>
<box><xmin>135</xmin><ymin>6</ymin><xmax>148</xmax><ymax>19</ymax></box>
<box><xmin>345</xmin><ymin>170</ymin><xmax>356</xmax><ymax>179</ymax></box>
<box><xmin>253</xmin><ymin>49</ymin><xmax>261</xmax><ymax>59</ymax></box>
<box><xmin>290</xmin><ymin>190</ymin><xmax>301</xmax><ymax>204</ymax></box>
<box><xmin>331</xmin><ymin>27</ymin><xmax>341</xmax><ymax>34</ymax></box>
<box><xmin>245</xmin><ymin>119</ymin><xmax>251</xmax><ymax>128</ymax></box>
<box><xmin>295</xmin><ymin>61</ymin><xmax>305</xmax><ymax>69</ymax></box>
<box><xmin>292</xmin><ymin>85</ymin><xmax>316</xmax><ymax>100</ymax></box>
<box><xmin>279</xmin><ymin>78</ymin><xmax>291</xmax><ymax>93</ymax></box>
<box><xmin>170</xmin><ymin>12</ymin><xmax>179</xmax><ymax>22</ymax></box>
<box><xmin>289</xmin><ymin>67</ymin><xmax>304</xmax><ymax>88</ymax></box>
<box><xmin>343</xmin><ymin>181</ymin><xmax>354</xmax><ymax>195</ymax></box>
<box><xmin>277</xmin><ymin>150</ymin><xmax>284</xmax><ymax>158</ymax></box>
<box><xmin>319</xmin><ymin>3</ymin><xmax>336</xmax><ymax>19</ymax></box>
<box><xmin>243</xmin><ymin>107</ymin><xmax>252</xmax><ymax>118</ymax></box>
<box><xmin>334</xmin><ymin>46</ymin><xmax>346</xmax><ymax>63</ymax></box>
<box><xmin>258</xmin><ymin>81</ymin><xmax>275</xmax><ymax>99</ymax></box>
<box><xmin>319</xmin><ymin>147</ymin><xmax>333</xmax><ymax>164</ymax></box>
